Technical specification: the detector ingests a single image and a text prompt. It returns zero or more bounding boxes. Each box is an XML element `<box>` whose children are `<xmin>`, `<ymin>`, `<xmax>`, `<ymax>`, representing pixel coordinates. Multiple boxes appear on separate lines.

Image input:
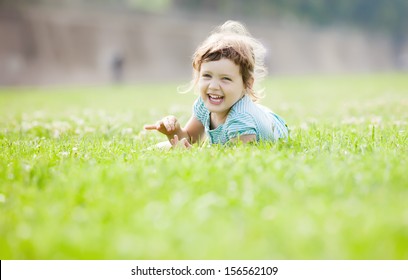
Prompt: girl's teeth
<box><xmin>210</xmin><ymin>95</ymin><xmax>222</xmax><ymax>99</ymax></box>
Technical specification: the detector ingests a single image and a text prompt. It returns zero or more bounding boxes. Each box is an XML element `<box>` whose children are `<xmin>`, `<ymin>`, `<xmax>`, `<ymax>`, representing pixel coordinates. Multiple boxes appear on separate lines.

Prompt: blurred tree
<box><xmin>268</xmin><ymin>0</ymin><xmax>408</xmax><ymax>67</ymax></box>
<box><xmin>276</xmin><ymin>0</ymin><xmax>407</xmax><ymax>38</ymax></box>
<box><xmin>171</xmin><ymin>0</ymin><xmax>407</xmax><ymax>37</ymax></box>
<box><xmin>128</xmin><ymin>0</ymin><xmax>171</xmax><ymax>12</ymax></box>
<box><xmin>3</xmin><ymin>0</ymin><xmax>407</xmax><ymax>43</ymax></box>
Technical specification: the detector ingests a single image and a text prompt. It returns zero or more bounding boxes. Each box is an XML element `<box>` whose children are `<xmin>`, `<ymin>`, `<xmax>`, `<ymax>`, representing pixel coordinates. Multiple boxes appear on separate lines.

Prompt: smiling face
<box><xmin>198</xmin><ymin>58</ymin><xmax>246</xmax><ymax>121</ymax></box>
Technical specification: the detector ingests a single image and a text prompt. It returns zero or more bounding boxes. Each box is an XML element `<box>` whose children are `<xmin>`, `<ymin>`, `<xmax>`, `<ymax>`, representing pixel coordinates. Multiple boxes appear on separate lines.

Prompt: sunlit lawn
<box><xmin>0</xmin><ymin>73</ymin><xmax>407</xmax><ymax>259</ymax></box>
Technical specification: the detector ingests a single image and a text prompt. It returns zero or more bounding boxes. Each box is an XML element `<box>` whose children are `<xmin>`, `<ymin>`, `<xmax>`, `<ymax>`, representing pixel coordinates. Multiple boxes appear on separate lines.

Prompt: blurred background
<box><xmin>1</xmin><ymin>0</ymin><xmax>407</xmax><ymax>86</ymax></box>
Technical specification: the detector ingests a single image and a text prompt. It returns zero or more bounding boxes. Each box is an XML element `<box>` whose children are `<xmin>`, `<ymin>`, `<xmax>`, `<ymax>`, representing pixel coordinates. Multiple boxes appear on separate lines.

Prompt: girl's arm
<box><xmin>183</xmin><ymin>115</ymin><xmax>205</xmax><ymax>144</ymax></box>
<box><xmin>237</xmin><ymin>134</ymin><xmax>256</xmax><ymax>143</ymax></box>
<box><xmin>229</xmin><ymin>134</ymin><xmax>257</xmax><ymax>145</ymax></box>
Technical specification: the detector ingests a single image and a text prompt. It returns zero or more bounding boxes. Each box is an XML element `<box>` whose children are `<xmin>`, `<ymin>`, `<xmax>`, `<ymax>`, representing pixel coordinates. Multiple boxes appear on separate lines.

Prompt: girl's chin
<box><xmin>205</xmin><ymin>101</ymin><xmax>223</xmax><ymax>110</ymax></box>
<box><xmin>204</xmin><ymin>105</ymin><xmax>229</xmax><ymax>115</ymax></box>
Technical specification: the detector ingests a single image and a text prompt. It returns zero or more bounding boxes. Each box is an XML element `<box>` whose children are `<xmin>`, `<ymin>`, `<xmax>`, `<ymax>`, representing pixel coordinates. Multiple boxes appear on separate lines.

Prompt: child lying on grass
<box><xmin>144</xmin><ymin>20</ymin><xmax>288</xmax><ymax>149</ymax></box>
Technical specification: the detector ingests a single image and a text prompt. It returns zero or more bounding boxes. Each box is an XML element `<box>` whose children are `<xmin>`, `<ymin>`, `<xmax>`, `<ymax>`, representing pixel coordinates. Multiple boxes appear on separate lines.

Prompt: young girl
<box><xmin>144</xmin><ymin>20</ymin><xmax>288</xmax><ymax>149</ymax></box>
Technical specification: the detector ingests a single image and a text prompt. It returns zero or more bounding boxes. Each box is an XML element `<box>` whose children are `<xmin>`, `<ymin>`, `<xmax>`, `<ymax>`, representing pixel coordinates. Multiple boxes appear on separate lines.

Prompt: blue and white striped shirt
<box><xmin>193</xmin><ymin>95</ymin><xmax>288</xmax><ymax>144</ymax></box>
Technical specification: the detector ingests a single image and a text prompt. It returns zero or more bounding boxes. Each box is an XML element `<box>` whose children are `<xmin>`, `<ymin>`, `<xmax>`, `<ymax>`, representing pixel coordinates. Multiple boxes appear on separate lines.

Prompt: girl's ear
<box><xmin>246</xmin><ymin>77</ymin><xmax>254</xmax><ymax>90</ymax></box>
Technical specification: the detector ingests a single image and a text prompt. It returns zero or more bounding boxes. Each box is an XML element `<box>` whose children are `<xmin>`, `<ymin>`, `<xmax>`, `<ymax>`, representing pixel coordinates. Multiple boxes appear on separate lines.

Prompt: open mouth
<box><xmin>208</xmin><ymin>94</ymin><xmax>224</xmax><ymax>105</ymax></box>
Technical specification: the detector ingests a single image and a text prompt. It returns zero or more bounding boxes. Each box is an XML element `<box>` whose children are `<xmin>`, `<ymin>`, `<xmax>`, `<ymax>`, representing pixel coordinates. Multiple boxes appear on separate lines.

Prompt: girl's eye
<box><xmin>202</xmin><ymin>74</ymin><xmax>211</xmax><ymax>78</ymax></box>
<box><xmin>222</xmin><ymin>77</ymin><xmax>232</xmax><ymax>81</ymax></box>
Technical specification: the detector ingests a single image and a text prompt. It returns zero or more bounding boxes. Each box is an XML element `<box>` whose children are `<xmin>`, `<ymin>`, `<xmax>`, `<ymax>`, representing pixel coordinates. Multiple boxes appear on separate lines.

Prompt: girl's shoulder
<box><xmin>231</xmin><ymin>95</ymin><xmax>265</xmax><ymax>115</ymax></box>
<box><xmin>193</xmin><ymin>96</ymin><xmax>209</xmax><ymax>124</ymax></box>
<box><xmin>193</xmin><ymin>96</ymin><xmax>207</xmax><ymax>112</ymax></box>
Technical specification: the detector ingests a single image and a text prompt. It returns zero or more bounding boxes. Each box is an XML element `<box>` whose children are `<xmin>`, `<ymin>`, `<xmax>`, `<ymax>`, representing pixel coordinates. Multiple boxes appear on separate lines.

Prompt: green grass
<box><xmin>0</xmin><ymin>73</ymin><xmax>407</xmax><ymax>259</ymax></box>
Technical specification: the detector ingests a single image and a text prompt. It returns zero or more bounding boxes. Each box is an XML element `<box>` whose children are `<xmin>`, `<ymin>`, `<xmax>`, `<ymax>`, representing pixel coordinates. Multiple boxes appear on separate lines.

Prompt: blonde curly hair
<box><xmin>184</xmin><ymin>20</ymin><xmax>267</xmax><ymax>102</ymax></box>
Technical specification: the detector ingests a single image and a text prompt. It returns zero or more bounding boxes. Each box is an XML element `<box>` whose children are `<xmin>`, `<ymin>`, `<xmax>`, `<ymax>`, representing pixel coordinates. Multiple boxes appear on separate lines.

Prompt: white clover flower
<box><xmin>22</xmin><ymin>164</ymin><xmax>31</xmax><ymax>171</ymax></box>
<box><xmin>370</xmin><ymin>116</ymin><xmax>382</xmax><ymax>125</ymax></box>
<box><xmin>300</xmin><ymin>123</ymin><xmax>309</xmax><ymax>130</ymax></box>
<box><xmin>121</xmin><ymin>128</ymin><xmax>133</xmax><ymax>135</ymax></box>
<box><xmin>53</xmin><ymin>130</ymin><xmax>60</xmax><ymax>138</ymax></box>
<box><xmin>59</xmin><ymin>151</ymin><xmax>69</xmax><ymax>157</ymax></box>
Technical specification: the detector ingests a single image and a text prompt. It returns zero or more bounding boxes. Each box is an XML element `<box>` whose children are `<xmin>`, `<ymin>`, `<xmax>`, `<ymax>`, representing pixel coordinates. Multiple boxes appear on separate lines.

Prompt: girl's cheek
<box><xmin>198</xmin><ymin>81</ymin><xmax>208</xmax><ymax>90</ymax></box>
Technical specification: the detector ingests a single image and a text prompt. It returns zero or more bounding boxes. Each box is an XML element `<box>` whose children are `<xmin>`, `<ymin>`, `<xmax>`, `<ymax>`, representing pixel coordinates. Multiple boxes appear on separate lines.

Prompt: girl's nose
<box><xmin>209</xmin><ymin>79</ymin><xmax>220</xmax><ymax>90</ymax></box>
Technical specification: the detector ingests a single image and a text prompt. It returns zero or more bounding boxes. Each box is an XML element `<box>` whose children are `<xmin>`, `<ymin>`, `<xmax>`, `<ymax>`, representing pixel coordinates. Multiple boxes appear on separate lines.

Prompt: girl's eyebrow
<box><xmin>201</xmin><ymin>68</ymin><xmax>235</xmax><ymax>77</ymax></box>
<box><xmin>202</xmin><ymin>71</ymin><xmax>232</xmax><ymax>76</ymax></box>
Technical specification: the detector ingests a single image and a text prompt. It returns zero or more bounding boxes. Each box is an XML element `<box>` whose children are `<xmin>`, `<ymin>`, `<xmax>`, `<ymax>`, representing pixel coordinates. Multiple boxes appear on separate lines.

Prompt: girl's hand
<box><xmin>144</xmin><ymin>115</ymin><xmax>180</xmax><ymax>136</ymax></box>
<box><xmin>170</xmin><ymin>135</ymin><xmax>192</xmax><ymax>149</ymax></box>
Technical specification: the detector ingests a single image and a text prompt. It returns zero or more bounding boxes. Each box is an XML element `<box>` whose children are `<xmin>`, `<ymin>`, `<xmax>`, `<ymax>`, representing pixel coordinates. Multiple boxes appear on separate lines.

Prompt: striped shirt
<box><xmin>193</xmin><ymin>95</ymin><xmax>288</xmax><ymax>144</ymax></box>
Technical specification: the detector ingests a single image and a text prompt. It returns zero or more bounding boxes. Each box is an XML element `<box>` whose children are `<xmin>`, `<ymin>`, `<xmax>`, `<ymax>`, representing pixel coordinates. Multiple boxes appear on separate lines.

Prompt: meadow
<box><xmin>0</xmin><ymin>73</ymin><xmax>407</xmax><ymax>259</ymax></box>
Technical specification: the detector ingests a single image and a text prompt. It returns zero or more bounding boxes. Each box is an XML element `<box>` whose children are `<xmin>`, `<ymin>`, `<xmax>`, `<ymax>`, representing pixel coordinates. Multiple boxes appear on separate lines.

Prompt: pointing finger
<box><xmin>144</xmin><ymin>124</ymin><xmax>158</xmax><ymax>130</ymax></box>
